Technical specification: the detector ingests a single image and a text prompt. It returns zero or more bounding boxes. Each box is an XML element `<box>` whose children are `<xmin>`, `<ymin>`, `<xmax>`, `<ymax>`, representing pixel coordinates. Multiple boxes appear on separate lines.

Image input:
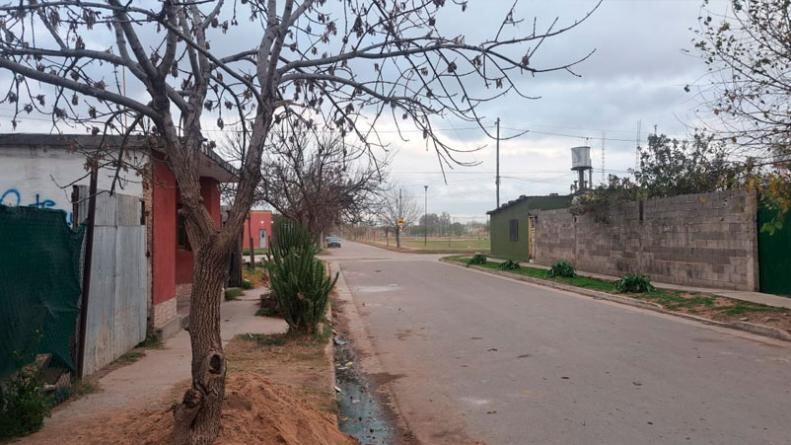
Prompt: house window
<box><xmin>509</xmin><ymin>219</ymin><xmax>519</xmax><ymax>241</ymax></box>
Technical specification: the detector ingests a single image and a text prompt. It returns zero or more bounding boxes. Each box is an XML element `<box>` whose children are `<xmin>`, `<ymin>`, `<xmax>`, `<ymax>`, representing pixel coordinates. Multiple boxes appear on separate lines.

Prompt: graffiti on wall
<box><xmin>1</xmin><ymin>188</ymin><xmax>72</xmax><ymax>224</ymax></box>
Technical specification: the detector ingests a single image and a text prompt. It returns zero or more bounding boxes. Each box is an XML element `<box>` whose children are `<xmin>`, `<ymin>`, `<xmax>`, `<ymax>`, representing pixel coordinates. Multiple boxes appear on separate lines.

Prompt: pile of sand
<box><xmin>220</xmin><ymin>372</ymin><xmax>356</xmax><ymax>445</ymax></box>
<box><xmin>30</xmin><ymin>372</ymin><xmax>356</xmax><ymax>445</ymax></box>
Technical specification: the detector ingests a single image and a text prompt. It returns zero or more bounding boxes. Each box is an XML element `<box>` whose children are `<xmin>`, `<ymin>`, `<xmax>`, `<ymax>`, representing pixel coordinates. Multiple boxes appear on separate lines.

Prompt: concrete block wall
<box><xmin>533</xmin><ymin>210</ymin><xmax>576</xmax><ymax>262</ymax></box>
<box><xmin>533</xmin><ymin>191</ymin><xmax>759</xmax><ymax>291</ymax></box>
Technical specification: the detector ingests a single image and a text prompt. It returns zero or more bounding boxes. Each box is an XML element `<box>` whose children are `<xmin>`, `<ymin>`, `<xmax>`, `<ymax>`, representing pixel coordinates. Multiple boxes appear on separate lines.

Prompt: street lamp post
<box><xmin>424</xmin><ymin>185</ymin><xmax>428</xmax><ymax>247</ymax></box>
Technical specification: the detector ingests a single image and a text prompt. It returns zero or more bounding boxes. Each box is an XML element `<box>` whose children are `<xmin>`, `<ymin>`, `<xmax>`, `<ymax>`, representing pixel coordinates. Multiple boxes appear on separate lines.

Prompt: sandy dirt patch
<box><xmin>21</xmin><ymin>335</ymin><xmax>354</xmax><ymax>445</ymax></box>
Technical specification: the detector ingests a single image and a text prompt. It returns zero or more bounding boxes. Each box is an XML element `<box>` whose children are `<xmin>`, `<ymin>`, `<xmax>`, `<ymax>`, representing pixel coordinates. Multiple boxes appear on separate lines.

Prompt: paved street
<box><xmin>327</xmin><ymin>241</ymin><xmax>791</xmax><ymax>445</ymax></box>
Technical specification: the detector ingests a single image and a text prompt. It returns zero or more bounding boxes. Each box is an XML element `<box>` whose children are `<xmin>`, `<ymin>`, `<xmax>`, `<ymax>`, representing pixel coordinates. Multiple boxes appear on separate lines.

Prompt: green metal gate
<box><xmin>0</xmin><ymin>205</ymin><xmax>84</xmax><ymax>377</ymax></box>
<box><xmin>758</xmin><ymin>207</ymin><xmax>791</xmax><ymax>296</ymax></box>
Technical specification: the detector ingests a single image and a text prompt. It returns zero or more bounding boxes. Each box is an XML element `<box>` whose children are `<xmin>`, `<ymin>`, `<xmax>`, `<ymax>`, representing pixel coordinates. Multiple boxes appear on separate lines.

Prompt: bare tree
<box><xmin>691</xmin><ymin>0</ymin><xmax>791</xmax><ymax>228</ymax></box>
<box><xmin>254</xmin><ymin>126</ymin><xmax>385</xmax><ymax>240</ymax></box>
<box><xmin>0</xmin><ymin>1</ymin><xmax>600</xmax><ymax>443</ymax></box>
<box><xmin>377</xmin><ymin>186</ymin><xmax>420</xmax><ymax>248</ymax></box>
<box><xmin>691</xmin><ymin>0</ymin><xmax>790</xmax><ymax>157</ymax></box>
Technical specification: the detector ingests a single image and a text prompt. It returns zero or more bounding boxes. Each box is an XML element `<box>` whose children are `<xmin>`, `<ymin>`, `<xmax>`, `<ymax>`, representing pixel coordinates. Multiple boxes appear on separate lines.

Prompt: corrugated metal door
<box><xmin>76</xmin><ymin>187</ymin><xmax>148</xmax><ymax>375</ymax></box>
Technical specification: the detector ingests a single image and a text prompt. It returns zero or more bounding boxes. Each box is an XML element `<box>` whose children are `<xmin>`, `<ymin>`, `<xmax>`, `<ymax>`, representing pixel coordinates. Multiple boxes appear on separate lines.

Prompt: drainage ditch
<box><xmin>333</xmin><ymin>334</ymin><xmax>394</xmax><ymax>445</ymax></box>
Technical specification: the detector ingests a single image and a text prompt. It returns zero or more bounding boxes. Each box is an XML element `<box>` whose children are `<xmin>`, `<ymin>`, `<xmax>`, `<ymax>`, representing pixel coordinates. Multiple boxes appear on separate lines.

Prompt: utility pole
<box><xmin>424</xmin><ymin>185</ymin><xmax>428</xmax><ymax>247</ymax></box>
<box><xmin>635</xmin><ymin>120</ymin><xmax>642</xmax><ymax>174</ymax></box>
<box><xmin>495</xmin><ymin>117</ymin><xmax>500</xmax><ymax>208</ymax></box>
<box><xmin>398</xmin><ymin>188</ymin><xmax>402</xmax><ymax>248</ymax></box>
<box><xmin>77</xmin><ymin>165</ymin><xmax>98</xmax><ymax>379</ymax></box>
<box><xmin>247</xmin><ymin>214</ymin><xmax>255</xmax><ymax>268</ymax></box>
<box><xmin>601</xmin><ymin>131</ymin><xmax>606</xmax><ymax>185</ymax></box>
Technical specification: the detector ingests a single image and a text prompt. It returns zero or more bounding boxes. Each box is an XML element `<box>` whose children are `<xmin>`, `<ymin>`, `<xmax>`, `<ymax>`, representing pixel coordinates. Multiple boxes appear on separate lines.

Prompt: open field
<box><xmin>369</xmin><ymin>236</ymin><xmax>489</xmax><ymax>252</ymax></box>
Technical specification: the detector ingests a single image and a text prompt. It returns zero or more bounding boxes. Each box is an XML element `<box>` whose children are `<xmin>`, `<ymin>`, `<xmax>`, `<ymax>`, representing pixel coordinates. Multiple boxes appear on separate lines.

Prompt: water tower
<box><xmin>570</xmin><ymin>145</ymin><xmax>593</xmax><ymax>193</ymax></box>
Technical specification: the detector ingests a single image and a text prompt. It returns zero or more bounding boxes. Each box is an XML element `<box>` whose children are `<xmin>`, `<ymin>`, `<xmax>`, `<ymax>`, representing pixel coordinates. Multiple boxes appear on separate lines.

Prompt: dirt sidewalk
<box><xmin>17</xmin><ymin>290</ymin><xmax>313</xmax><ymax>444</ymax></box>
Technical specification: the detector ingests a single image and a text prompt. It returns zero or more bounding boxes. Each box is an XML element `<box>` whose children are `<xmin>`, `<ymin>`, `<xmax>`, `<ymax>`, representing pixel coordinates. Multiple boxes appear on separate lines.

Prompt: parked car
<box><xmin>326</xmin><ymin>236</ymin><xmax>342</xmax><ymax>248</ymax></box>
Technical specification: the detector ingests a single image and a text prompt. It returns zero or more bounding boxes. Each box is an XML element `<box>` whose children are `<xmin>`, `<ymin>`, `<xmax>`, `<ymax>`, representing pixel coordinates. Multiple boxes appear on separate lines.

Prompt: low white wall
<box><xmin>0</xmin><ymin>146</ymin><xmax>146</xmax><ymax>225</ymax></box>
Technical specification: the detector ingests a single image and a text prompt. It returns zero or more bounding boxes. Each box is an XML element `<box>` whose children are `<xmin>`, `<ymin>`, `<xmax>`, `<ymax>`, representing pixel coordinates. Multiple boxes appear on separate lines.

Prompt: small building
<box><xmin>243</xmin><ymin>209</ymin><xmax>273</xmax><ymax>250</ymax></box>
<box><xmin>0</xmin><ymin>134</ymin><xmax>235</xmax><ymax>374</ymax></box>
<box><xmin>487</xmin><ymin>194</ymin><xmax>572</xmax><ymax>261</ymax></box>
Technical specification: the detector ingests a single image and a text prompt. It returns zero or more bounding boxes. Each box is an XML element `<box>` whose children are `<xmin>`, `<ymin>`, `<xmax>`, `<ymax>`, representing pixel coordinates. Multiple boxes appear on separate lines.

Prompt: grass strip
<box><xmin>450</xmin><ymin>257</ymin><xmax>786</xmax><ymax>317</ymax></box>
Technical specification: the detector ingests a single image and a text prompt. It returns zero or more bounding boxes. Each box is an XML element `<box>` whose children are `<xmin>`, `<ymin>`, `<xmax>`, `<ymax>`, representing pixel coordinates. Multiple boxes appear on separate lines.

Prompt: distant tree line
<box><xmin>410</xmin><ymin>212</ymin><xmax>465</xmax><ymax>237</ymax></box>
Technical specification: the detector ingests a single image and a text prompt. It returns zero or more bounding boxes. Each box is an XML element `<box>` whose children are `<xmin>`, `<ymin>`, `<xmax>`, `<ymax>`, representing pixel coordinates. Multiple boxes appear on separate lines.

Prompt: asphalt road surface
<box><xmin>326</xmin><ymin>241</ymin><xmax>791</xmax><ymax>445</ymax></box>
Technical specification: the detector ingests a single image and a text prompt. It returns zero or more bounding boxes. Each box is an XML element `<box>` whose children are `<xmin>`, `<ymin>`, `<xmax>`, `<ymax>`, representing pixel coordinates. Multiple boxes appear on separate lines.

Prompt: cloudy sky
<box><xmin>0</xmin><ymin>0</ymin><xmax>727</xmax><ymax>221</ymax></box>
<box><xmin>379</xmin><ymin>0</ymin><xmax>722</xmax><ymax>221</ymax></box>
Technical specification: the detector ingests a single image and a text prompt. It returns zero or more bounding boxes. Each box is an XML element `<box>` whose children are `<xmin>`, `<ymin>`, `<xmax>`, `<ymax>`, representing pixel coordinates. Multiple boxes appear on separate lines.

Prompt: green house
<box><xmin>487</xmin><ymin>194</ymin><xmax>572</xmax><ymax>261</ymax></box>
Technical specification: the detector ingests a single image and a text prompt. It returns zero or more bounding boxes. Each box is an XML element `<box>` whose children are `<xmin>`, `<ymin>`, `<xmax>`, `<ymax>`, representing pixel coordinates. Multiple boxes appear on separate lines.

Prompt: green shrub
<box><xmin>224</xmin><ymin>288</ymin><xmax>243</xmax><ymax>301</ymax></box>
<box><xmin>548</xmin><ymin>260</ymin><xmax>576</xmax><ymax>278</ymax></box>
<box><xmin>268</xmin><ymin>219</ymin><xmax>338</xmax><ymax>335</ymax></box>
<box><xmin>466</xmin><ymin>254</ymin><xmax>487</xmax><ymax>266</ymax></box>
<box><xmin>255</xmin><ymin>306</ymin><xmax>278</xmax><ymax>317</ymax></box>
<box><xmin>0</xmin><ymin>367</ymin><xmax>50</xmax><ymax>440</ymax></box>
<box><xmin>137</xmin><ymin>332</ymin><xmax>163</xmax><ymax>349</ymax></box>
<box><xmin>240</xmin><ymin>279</ymin><xmax>254</xmax><ymax>290</ymax></box>
<box><xmin>256</xmin><ymin>292</ymin><xmax>280</xmax><ymax>317</ymax></box>
<box><xmin>616</xmin><ymin>273</ymin><xmax>655</xmax><ymax>293</ymax></box>
<box><xmin>498</xmin><ymin>259</ymin><xmax>521</xmax><ymax>271</ymax></box>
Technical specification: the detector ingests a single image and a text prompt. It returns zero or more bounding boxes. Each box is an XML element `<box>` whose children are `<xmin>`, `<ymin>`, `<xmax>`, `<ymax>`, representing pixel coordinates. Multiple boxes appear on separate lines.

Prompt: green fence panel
<box><xmin>0</xmin><ymin>205</ymin><xmax>84</xmax><ymax>377</ymax></box>
<box><xmin>757</xmin><ymin>207</ymin><xmax>791</xmax><ymax>297</ymax></box>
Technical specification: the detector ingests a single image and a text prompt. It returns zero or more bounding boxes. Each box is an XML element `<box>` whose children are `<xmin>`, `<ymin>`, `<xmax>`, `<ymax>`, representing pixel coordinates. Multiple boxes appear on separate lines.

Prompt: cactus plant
<box><xmin>268</xmin><ymin>219</ymin><xmax>337</xmax><ymax>334</ymax></box>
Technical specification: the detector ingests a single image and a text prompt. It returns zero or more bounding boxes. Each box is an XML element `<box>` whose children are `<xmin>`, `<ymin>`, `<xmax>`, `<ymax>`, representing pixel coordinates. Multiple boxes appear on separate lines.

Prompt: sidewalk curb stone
<box><xmin>440</xmin><ymin>258</ymin><xmax>791</xmax><ymax>343</ymax></box>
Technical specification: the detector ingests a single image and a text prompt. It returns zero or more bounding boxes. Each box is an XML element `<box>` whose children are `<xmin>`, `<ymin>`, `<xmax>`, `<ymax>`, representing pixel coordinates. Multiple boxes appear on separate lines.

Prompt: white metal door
<box><xmin>258</xmin><ymin>229</ymin><xmax>267</xmax><ymax>248</ymax></box>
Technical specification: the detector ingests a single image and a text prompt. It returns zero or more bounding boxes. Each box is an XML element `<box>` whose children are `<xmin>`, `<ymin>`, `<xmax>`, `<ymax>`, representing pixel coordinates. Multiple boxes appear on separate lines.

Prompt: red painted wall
<box><xmin>175</xmin><ymin>249</ymin><xmax>192</xmax><ymax>285</ymax></box>
<box><xmin>200</xmin><ymin>177</ymin><xmax>222</xmax><ymax>227</ymax></box>
<box><xmin>153</xmin><ymin>152</ymin><xmax>226</xmax><ymax>298</ymax></box>
<box><xmin>175</xmin><ymin>177</ymin><xmax>223</xmax><ymax>284</ymax></box>
<box><xmin>243</xmin><ymin>210</ymin><xmax>273</xmax><ymax>250</ymax></box>
<box><xmin>151</xmin><ymin>160</ymin><xmax>177</xmax><ymax>305</ymax></box>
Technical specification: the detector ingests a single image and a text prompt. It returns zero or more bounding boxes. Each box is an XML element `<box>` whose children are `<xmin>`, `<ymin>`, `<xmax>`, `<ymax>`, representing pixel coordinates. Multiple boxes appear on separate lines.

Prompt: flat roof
<box><xmin>487</xmin><ymin>194</ymin><xmax>572</xmax><ymax>215</ymax></box>
<box><xmin>0</xmin><ymin>133</ymin><xmax>238</xmax><ymax>182</ymax></box>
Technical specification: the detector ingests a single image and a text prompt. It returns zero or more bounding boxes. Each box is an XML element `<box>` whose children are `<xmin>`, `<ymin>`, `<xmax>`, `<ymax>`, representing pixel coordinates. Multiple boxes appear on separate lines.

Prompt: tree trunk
<box><xmin>395</xmin><ymin>226</ymin><xmax>401</xmax><ymax>248</ymax></box>
<box><xmin>172</xmin><ymin>243</ymin><xmax>229</xmax><ymax>445</ymax></box>
<box><xmin>227</xmin><ymin>237</ymin><xmax>243</xmax><ymax>288</ymax></box>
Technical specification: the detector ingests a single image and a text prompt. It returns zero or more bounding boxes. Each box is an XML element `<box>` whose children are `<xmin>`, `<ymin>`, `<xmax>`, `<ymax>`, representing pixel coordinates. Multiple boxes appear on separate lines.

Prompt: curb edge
<box><xmin>439</xmin><ymin>258</ymin><xmax>791</xmax><ymax>344</ymax></box>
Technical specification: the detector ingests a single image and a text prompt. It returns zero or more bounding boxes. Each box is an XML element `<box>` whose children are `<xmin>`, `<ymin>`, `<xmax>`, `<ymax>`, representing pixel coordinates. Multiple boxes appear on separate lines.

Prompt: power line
<box><xmin>500</xmin><ymin>126</ymin><xmax>640</xmax><ymax>143</ymax></box>
<box><xmin>495</xmin><ymin>117</ymin><xmax>500</xmax><ymax>209</ymax></box>
<box><xmin>635</xmin><ymin>120</ymin><xmax>642</xmax><ymax>173</ymax></box>
<box><xmin>0</xmin><ymin>110</ymin><xmax>671</xmax><ymax>146</ymax></box>
<box><xmin>0</xmin><ymin>111</ymin><xmax>709</xmax><ymax>155</ymax></box>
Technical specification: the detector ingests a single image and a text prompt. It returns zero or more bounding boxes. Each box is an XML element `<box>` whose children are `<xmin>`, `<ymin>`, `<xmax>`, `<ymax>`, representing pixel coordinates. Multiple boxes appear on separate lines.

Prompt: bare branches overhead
<box><xmin>691</xmin><ymin>0</ymin><xmax>791</xmax><ymax>156</ymax></box>
<box><xmin>0</xmin><ymin>0</ymin><xmax>601</xmax><ymax>170</ymax></box>
<box><xmin>0</xmin><ymin>1</ymin><xmax>600</xmax><ymax>442</ymax></box>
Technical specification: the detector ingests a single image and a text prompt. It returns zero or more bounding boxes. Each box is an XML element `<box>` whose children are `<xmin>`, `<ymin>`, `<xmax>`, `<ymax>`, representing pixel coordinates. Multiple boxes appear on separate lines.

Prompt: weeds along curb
<box><xmin>439</xmin><ymin>258</ymin><xmax>791</xmax><ymax>344</ymax></box>
<box><xmin>324</xmin><ymin>262</ymin><xmax>339</xmax><ymax>422</ymax></box>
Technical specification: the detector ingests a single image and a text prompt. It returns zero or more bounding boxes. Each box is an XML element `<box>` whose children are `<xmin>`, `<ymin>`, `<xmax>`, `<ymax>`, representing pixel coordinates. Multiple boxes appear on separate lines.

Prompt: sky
<box><xmin>381</xmin><ymin>0</ymin><xmax>721</xmax><ymax>221</ymax></box>
<box><xmin>0</xmin><ymin>0</ymin><xmax>727</xmax><ymax>222</ymax></box>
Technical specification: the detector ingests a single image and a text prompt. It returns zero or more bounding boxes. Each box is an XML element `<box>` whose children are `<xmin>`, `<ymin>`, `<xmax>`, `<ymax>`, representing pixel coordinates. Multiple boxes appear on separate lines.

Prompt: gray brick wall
<box><xmin>533</xmin><ymin>191</ymin><xmax>759</xmax><ymax>291</ymax></box>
